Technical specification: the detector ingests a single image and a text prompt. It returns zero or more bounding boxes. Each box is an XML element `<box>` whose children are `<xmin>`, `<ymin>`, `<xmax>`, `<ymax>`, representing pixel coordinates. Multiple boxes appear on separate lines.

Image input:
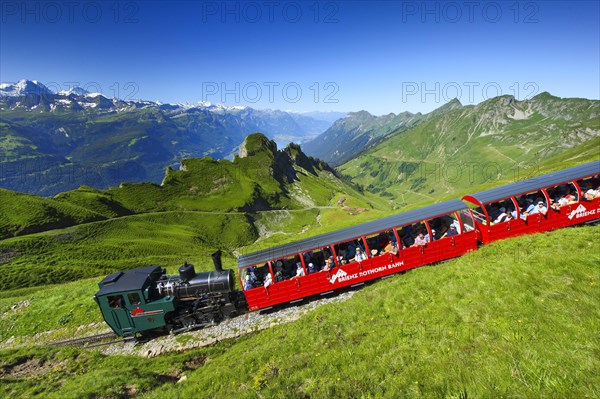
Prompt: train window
<box><xmin>396</xmin><ymin>222</ymin><xmax>426</xmax><ymax>248</ymax></box>
<box><xmin>365</xmin><ymin>230</ymin><xmax>396</xmax><ymax>256</ymax></box>
<box><xmin>459</xmin><ymin>210</ymin><xmax>474</xmax><ymax>232</ymax></box>
<box><xmin>107</xmin><ymin>295</ymin><xmax>124</xmax><ymax>308</ymax></box>
<box><xmin>577</xmin><ymin>175</ymin><xmax>600</xmax><ymax>201</ymax></box>
<box><xmin>485</xmin><ymin>198</ymin><xmax>517</xmax><ymax>224</ymax></box>
<box><xmin>546</xmin><ymin>182</ymin><xmax>579</xmax><ymax>207</ymax></box>
<box><xmin>427</xmin><ymin>213</ymin><xmax>461</xmax><ymax>239</ymax></box>
<box><xmin>518</xmin><ymin>190</ymin><xmax>547</xmax><ymax>218</ymax></box>
<box><xmin>303</xmin><ymin>246</ymin><xmax>334</xmax><ymax>272</ymax></box>
<box><xmin>240</xmin><ymin>264</ymin><xmax>266</xmax><ymax>290</ymax></box>
<box><xmin>465</xmin><ymin>202</ymin><xmax>487</xmax><ymax>225</ymax></box>
<box><xmin>334</xmin><ymin>239</ymin><xmax>365</xmax><ymax>264</ymax></box>
<box><xmin>252</xmin><ymin>263</ymin><xmax>273</xmax><ymax>288</ymax></box>
<box><xmin>272</xmin><ymin>255</ymin><xmax>300</xmax><ymax>281</ymax></box>
<box><xmin>127</xmin><ymin>293</ymin><xmax>141</xmax><ymax>306</ymax></box>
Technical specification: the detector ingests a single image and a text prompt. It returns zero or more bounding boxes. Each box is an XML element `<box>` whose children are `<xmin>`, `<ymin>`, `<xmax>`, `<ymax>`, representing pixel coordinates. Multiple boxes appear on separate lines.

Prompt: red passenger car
<box><xmin>462</xmin><ymin>161</ymin><xmax>600</xmax><ymax>244</ymax></box>
<box><xmin>238</xmin><ymin>199</ymin><xmax>479</xmax><ymax>311</ymax></box>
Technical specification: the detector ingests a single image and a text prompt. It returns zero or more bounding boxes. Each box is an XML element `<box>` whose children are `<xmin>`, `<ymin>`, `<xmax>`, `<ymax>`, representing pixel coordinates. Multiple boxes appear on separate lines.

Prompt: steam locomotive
<box><xmin>94</xmin><ymin>251</ymin><xmax>245</xmax><ymax>338</ymax></box>
<box><xmin>95</xmin><ymin>161</ymin><xmax>599</xmax><ymax>338</ymax></box>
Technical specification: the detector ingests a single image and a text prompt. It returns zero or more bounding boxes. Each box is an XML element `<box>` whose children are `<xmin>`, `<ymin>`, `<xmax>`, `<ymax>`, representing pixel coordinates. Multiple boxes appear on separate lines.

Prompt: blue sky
<box><xmin>1</xmin><ymin>0</ymin><xmax>599</xmax><ymax>115</ymax></box>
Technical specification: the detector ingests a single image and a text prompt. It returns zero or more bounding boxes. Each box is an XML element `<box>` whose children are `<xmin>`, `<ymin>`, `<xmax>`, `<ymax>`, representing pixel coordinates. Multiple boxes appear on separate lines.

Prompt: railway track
<box><xmin>49</xmin><ymin>332</ymin><xmax>121</xmax><ymax>348</ymax></box>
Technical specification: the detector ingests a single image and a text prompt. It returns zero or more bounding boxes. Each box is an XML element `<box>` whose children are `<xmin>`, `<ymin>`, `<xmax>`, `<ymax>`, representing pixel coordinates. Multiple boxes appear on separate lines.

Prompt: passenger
<box><xmin>274</xmin><ymin>268</ymin><xmax>284</xmax><ymax>282</ymax></box>
<box><xmin>382</xmin><ymin>240</ymin><xmax>397</xmax><ymax>254</ymax></box>
<box><xmin>386</xmin><ymin>240</ymin><xmax>400</xmax><ymax>254</ymax></box>
<box><xmin>504</xmin><ymin>212</ymin><xmax>514</xmax><ymax>221</ymax></box>
<box><xmin>585</xmin><ymin>186</ymin><xmax>600</xmax><ymax>200</ymax></box>
<box><xmin>244</xmin><ymin>275</ymin><xmax>253</xmax><ymax>291</ymax></box>
<box><xmin>370</xmin><ymin>249</ymin><xmax>379</xmax><ymax>257</ymax></box>
<box><xmin>445</xmin><ymin>225</ymin><xmax>458</xmax><ymax>237</ymax></box>
<box><xmin>322</xmin><ymin>258</ymin><xmax>333</xmax><ymax>272</ymax></box>
<box><xmin>524</xmin><ymin>198</ymin><xmax>535</xmax><ymax>213</ymax></box>
<box><xmin>248</xmin><ymin>267</ymin><xmax>257</xmax><ymax>283</ymax></box>
<box><xmin>557</xmin><ymin>196</ymin><xmax>569</xmax><ymax>207</ymax></box>
<box><xmin>413</xmin><ymin>232</ymin><xmax>427</xmax><ymax>247</ymax></box>
<box><xmin>487</xmin><ymin>205</ymin><xmax>501</xmax><ymax>221</ymax></box>
<box><xmin>564</xmin><ymin>191</ymin><xmax>577</xmax><ymax>204</ymax></box>
<box><xmin>424</xmin><ymin>229</ymin><xmax>436</xmax><ymax>242</ymax></box>
<box><xmin>450</xmin><ymin>220</ymin><xmax>462</xmax><ymax>233</ymax></box>
<box><xmin>307</xmin><ymin>262</ymin><xmax>317</xmax><ymax>274</ymax></box>
<box><xmin>263</xmin><ymin>273</ymin><xmax>273</xmax><ymax>288</ymax></box>
<box><xmin>529</xmin><ymin>201</ymin><xmax>548</xmax><ymax>215</ymax></box>
<box><xmin>295</xmin><ymin>263</ymin><xmax>305</xmax><ymax>277</ymax></box>
<box><xmin>550</xmin><ymin>198</ymin><xmax>561</xmax><ymax>211</ymax></box>
<box><xmin>351</xmin><ymin>247</ymin><xmax>367</xmax><ymax>262</ymax></box>
<box><xmin>521</xmin><ymin>198</ymin><xmax>536</xmax><ymax>219</ymax></box>
<box><xmin>493</xmin><ymin>207</ymin><xmax>508</xmax><ymax>224</ymax></box>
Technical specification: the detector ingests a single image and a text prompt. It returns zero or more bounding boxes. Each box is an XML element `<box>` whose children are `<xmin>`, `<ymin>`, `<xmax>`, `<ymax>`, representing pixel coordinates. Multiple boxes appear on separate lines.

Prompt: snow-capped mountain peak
<box><xmin>58</xmin><ymin>87</ymin><xmax>90</xmax><ymax>96</ymax></box>
<box><xmin>0</xmin><ymin>79</ymin><xmax>54</xmax><ymax>97</ymax></box>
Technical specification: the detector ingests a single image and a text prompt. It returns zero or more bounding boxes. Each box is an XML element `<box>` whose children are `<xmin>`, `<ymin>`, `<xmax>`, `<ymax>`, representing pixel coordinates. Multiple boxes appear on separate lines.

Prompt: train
<box><xmin>95</xmin><ymin>161</ymin><xmax>600</xmax><ymax>338</ymax></box>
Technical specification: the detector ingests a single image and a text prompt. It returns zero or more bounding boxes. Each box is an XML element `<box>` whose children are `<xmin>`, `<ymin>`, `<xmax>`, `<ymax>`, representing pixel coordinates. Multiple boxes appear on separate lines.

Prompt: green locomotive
<box><xmin>94</xmin><ymin>251</ymin><xmax>244</xmax><ymax>338</ymax></box>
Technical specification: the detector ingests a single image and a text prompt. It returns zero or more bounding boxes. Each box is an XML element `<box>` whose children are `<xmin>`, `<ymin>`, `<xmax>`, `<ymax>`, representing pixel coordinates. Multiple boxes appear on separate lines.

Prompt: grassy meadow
<box><xmin>1</xmin><ymin>225</ymin><xmax>598</xmax><ymax>398</ymax></box>
<box><xmin>1</xmin><ymin>130</ymin><xmax>598</xmax><ymax>398</ymax></box>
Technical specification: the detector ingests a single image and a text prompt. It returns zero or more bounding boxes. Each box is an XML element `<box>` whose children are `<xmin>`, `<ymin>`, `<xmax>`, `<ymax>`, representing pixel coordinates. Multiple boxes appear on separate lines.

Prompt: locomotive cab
<box><xmin>94</xmin><ymin>266</ymin><xmax>175</xmax><ymax>338</ymax></box>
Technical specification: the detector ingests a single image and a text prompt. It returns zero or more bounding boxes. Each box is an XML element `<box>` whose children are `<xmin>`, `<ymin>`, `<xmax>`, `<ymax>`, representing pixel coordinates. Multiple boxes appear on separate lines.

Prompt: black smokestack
<box><xmin>211</xmin><ymin>250</ymin><xmax>223</xmax><ymax>272</ymax></box>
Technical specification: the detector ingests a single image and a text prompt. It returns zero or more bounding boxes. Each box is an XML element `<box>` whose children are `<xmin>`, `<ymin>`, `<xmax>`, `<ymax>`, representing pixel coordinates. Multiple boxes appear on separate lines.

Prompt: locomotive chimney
<box><xmin>211</xmin><ymin>250</ymin><xmax>223</xmax><ymax>272</ymax></box>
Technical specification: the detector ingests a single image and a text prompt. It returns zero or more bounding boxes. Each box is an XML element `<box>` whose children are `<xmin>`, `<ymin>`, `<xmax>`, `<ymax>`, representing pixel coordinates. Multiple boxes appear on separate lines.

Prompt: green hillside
<box><xmin>1</xmin><ymin>225</ymin><xmax>598</xmax><ymax>398</ymax></box>
<box><xmin>338</xmin><ymin>93</ymin><xmax>600</xmax><ymax>206</ymax></box>
<box><xmin>0</xmin><ymin>133</ymin><xmax>385</xmax><ymax>241</ymax></box>
<box><xmin>0</xmin><ymin>189</ymin><xmax>104</xmax><ymax>240</ymax></box>
<box><xmin>0</xmin><ymin>133</ymin><xmax>391</xmax><ymax>290</ymax></box>
<box><xmin>54</xmin><ymin>133</ymin><xmax>379</xmax><ymax>214</ymax></box>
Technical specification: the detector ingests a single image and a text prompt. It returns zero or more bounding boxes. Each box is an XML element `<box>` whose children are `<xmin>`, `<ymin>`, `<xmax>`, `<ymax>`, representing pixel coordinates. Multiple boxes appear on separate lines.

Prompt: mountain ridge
<box><xmin>337</xmin><ymin>94</ymin><xmax>600</xmax><ymax>205</ymax></box>
<box><xmin>0</xmin><ymin>80</ymin><xmax>343</xmax><ymax>196</ymax></box>
<box><xmin>0</xmin><ymin>132</ymin><xmax>371</xmax><ymax>240</ymax></box>
<box><xmin>302</xmin><ymin>99</ymin><xmax>463</xmax><ymax>166</ymax></box>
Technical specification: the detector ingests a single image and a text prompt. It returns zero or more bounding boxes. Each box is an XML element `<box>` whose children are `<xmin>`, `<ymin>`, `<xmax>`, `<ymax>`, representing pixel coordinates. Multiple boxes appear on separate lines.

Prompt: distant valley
<box><xmin>0</xmin><ymin>80</ymin><xmax>344</xmax><ymax>196</ymax></box>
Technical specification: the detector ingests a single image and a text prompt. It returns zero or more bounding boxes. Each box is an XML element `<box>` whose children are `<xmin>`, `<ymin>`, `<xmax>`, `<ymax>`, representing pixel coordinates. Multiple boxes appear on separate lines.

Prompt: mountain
<box><xmin>58</xmin><ymin>87</ymin><xmax>91</xmax><ymax>96</ymax></box>
<box><xmin>338</xmin><ymin>93</ymin><xmax>600</xmax><ymax>205</ymax></box>
<box><xmin>0</xmin><ymin>80</ymin><xmax>340</xmax><ymax>196</ymax></box>
<box><xmin>0</xmin><ymin>132</ymin><xmax>377</xmax><ymax>240</ymax></box>
<box><xmin>0</xmin><ymin>79</ymin><xmax>53</xmax><ymax>97</ymax></box>
<box><xmin>303</xmin><ymin>99</ymin><xmax>462</xmax><ymax>166</ymax></box>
